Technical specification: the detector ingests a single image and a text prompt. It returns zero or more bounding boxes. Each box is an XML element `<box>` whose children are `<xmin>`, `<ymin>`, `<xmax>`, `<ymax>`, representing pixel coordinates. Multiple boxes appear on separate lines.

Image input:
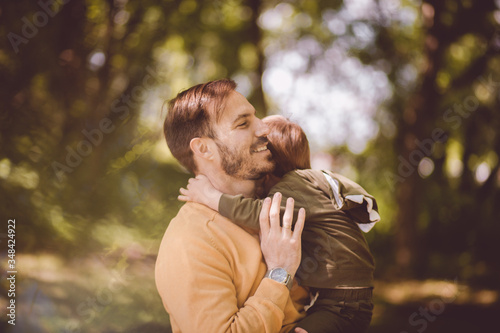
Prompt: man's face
<box><xmin>211</xmin><ymin>91</ymin><xmax>274</xmax><ymax>180</ymax></box>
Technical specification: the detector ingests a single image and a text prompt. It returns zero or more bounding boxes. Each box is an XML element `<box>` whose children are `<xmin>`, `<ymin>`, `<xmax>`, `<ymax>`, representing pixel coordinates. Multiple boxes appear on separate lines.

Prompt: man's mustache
<box><xmin>250</xmin><ymin>137</ymin><xmax>269</xmax><ymax>151</ymax></box>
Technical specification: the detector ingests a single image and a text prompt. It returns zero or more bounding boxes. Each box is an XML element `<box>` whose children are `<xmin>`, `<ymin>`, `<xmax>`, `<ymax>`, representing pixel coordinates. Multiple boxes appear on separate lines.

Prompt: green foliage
<box><xmin>1</xmin><ymin>0</ymin><xmax>499</xmax><ymax>331</ymax></box>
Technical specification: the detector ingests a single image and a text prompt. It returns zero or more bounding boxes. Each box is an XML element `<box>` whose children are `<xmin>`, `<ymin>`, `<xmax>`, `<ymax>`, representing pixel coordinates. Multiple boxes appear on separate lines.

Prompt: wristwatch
<box><xmin>265</xmin><ymin>268</ymin><xmax>293</xmax><ymax>290</ymax></box>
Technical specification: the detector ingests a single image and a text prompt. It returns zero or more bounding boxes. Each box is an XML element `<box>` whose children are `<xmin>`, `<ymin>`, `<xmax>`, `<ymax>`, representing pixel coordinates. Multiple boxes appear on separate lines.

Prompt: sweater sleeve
<box><xmin>156</xmin><ymin>219</ymin><xmax>291</xmax><ymax>333</ymax></box>
<box><xmin>218</xmin><ymin>174</ymin><xmax>307</xmax><ymax>230</ymax></box>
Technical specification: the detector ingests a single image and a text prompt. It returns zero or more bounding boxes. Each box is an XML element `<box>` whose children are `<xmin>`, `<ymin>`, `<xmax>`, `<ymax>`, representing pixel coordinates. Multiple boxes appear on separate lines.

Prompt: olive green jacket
<box><xmin>219</xmin><ymin>169</ymin><xmax>379</xmax><ymax>289</ymax></box>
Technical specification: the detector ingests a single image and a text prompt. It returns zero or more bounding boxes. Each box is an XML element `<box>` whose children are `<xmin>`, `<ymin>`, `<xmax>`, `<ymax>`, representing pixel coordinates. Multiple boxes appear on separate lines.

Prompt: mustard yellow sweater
<box><xmin>155</xmin><ymin>202</ymin><xmax>308</xmax><ymax>333</ymax></box>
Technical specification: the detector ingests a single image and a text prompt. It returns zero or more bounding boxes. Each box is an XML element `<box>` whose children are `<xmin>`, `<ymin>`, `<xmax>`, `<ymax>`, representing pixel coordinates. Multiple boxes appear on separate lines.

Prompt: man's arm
<box><xmin>259</xmin><ymin>192</ymin><xmax>305</xmax><ymax>280</ymax></box>
<box><xmin>156</xmin><ymin>194</ymin><xmax>305</xmax><ymax>332</ymax></box>
<box><xmin>157</xmin><ymin>234</ymin><xmax>293</xmax><ymax>332</ymax></box>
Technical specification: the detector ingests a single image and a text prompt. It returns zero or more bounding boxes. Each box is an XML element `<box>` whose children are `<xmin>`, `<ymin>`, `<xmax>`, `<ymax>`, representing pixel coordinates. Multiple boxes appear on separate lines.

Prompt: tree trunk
<box><xmin>246</xmin><ymin>0</ymin><xmax>267</xmax><ymax>116</ymax></box>
<box><xmin>394</xmin><ymin>0</ymin><xmax>445</xmax><ymax>277</ymax></box>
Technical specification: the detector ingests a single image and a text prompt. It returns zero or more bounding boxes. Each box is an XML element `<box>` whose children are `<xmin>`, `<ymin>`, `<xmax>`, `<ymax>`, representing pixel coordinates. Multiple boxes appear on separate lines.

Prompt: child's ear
<box><xmin>190</xmin><ymin>137</ymin><xmax>215</xmax><ymax>161</ymax></box>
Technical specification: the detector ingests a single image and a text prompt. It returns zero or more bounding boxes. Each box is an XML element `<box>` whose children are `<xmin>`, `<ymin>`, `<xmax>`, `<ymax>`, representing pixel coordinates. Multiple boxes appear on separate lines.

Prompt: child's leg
<box><xmin>295</xmin><ymin>305</ymin><xmax>350</xmax><ymax>333</ymax></box>
<box><xmin>295</xmin><ymin>291</ymin><xmax>373</xmax><ymax>333</ymax></box>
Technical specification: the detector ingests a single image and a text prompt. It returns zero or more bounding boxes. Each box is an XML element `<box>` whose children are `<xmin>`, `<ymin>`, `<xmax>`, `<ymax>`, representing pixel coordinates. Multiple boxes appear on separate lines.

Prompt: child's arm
<box><xmin>179</xmin><ymin>174</ymin><xmax>305</xmax><ymax>231</ymax></box>
<box><xmin>218</xmin><ymin>191</ymin><xmax>302</xmax><ymax>231</ymax></box>
<box><xmin>218</xmin><ymin>194</ymin><xmax>264</xmax><ymax>229</ymax></box>
<box><xmin>178</xmin><ymin>175</ymin><xmax>264</xmax><ymax>229</ymax></box>
<box><xmin>178</xmin><ymin>175</ymin><xmax>222</xmax><ymax>211</ymax></box>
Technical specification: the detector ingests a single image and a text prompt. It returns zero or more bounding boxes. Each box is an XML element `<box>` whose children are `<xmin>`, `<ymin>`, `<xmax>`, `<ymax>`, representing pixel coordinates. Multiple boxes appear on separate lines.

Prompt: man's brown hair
<box><xmin>163</xmin><ymin>79</ymin><xmax>237</xmax><ymax>173</ymax></box>
<box><xmin>263</xmin><ymin>115</ymin><xmax>311</xmax><ymax>177</ymax></box>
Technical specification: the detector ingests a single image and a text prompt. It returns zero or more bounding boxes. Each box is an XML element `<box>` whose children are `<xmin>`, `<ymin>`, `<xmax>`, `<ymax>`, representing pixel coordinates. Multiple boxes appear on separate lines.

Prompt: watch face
<box><xmin>270</xmin><ymin>268</ymin><xmax>288</xmax><ymax>283</ymax></box>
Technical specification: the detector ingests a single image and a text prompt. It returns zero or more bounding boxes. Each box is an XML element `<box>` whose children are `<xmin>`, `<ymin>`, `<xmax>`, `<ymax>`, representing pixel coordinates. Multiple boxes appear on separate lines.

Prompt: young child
<box><xmin>179</xmin><ymin>115</ymin><xmax>380</xmax><ymax>333</ymax></box>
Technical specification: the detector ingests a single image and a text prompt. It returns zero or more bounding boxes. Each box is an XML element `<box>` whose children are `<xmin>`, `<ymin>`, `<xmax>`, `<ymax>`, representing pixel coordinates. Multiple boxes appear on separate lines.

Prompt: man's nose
<box><xmin>255</xmin><ymin>118</ymin><xmax>270</xmax><ymax>137</ymax></box>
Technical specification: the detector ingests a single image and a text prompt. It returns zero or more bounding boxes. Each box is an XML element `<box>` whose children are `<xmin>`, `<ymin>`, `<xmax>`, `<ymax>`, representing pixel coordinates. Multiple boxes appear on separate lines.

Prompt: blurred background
<box><xmin>1</xmin><ymin>0</ymin><xmax>499</xmax><ymax>332</ymax></box>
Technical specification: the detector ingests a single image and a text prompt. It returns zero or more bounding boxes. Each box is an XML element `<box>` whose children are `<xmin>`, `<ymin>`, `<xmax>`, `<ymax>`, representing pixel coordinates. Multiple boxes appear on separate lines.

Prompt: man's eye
<box><xmin>238</xmin><ymin>122</ymin><xmax>248</xmax><ymax>128</ymax></box>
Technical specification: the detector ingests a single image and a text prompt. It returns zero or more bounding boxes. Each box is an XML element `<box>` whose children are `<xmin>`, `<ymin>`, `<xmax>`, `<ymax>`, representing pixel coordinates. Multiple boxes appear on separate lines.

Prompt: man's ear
<box><xmin>190</xmin><ymin>137</ymin><xmax>215</xmax><ymax>161</ymax></box>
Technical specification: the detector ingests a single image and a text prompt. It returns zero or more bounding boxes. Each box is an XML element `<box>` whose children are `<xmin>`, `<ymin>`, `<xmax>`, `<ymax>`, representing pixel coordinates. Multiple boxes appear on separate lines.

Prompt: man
<box><xmin>155</xmin><ymin>79</ymin><xmax>309</xmax><ymax>332</ymax></box>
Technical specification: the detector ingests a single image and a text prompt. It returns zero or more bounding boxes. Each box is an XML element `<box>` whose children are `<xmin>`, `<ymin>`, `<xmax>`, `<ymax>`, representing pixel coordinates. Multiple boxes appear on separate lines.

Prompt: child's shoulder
<box><xmin>283</xmin><ymin>169</ymin><xmax>369</xmax><ymax>199</ymax></box>
<box><xmin>284</xmin><ymin>169</ymin><xmax>324</xmax><ymax>181</ymax></box>
<box><xmin>270</xmin><ymin>169</ymin><xmax>330</xmax><ymax>204</ymax></box>
<box><xmin>280</xmin><ymin>169</ymin><xmax>331</xmax><ymax>194</ymax></box>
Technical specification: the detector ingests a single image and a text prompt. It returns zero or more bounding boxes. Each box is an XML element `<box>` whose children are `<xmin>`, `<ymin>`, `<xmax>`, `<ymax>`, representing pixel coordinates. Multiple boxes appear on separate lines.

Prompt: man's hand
<box><xmin>295</xmin><ymin>327</ymin><xmax>308</xmax><ymax>333</ymax></box>
<box><xmin>259</xmin><ymin>192</ymin><xmax>305</xmax><ymax>279</ymax></box>
<box><xmin>178</xmin><ymin>175</ymin><xmax>222</xmax><ymax>211</ymax></box>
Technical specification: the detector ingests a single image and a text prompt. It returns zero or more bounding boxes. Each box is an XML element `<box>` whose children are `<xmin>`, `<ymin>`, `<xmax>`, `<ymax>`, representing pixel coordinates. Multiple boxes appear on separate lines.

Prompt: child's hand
<box><xmin>178</xmin><ymin>175</ymin><xmax>222</xmax><ymax>211</ymax></box>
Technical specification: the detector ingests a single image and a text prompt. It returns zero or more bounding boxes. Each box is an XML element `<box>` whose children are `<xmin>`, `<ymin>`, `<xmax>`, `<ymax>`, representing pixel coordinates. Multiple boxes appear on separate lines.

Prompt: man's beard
<box><xmin>215</xmin><ymin>138</ymin><xmax>274</xmax><ymax>180</ymax></box>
